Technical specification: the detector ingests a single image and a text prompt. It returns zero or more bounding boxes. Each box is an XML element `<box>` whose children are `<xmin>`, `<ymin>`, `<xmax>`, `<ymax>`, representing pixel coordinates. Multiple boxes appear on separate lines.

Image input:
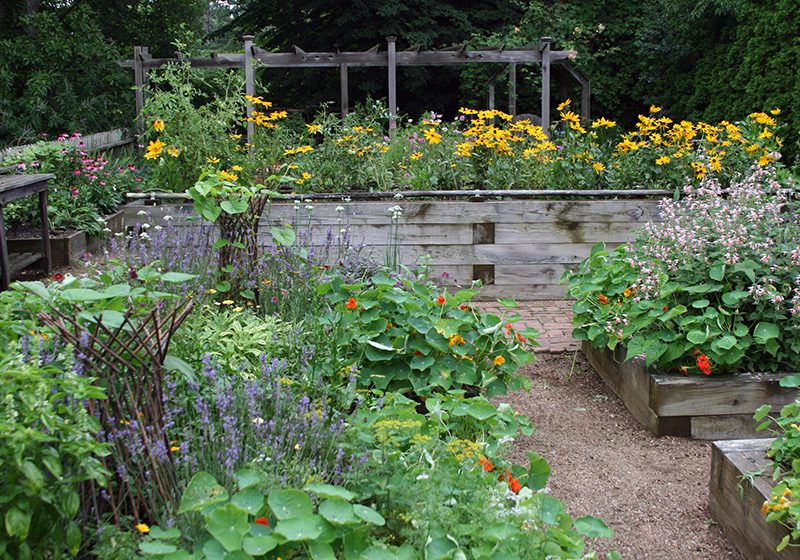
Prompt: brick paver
<box><xmin>477</xmin><ymin>300</ymin><xmax>578</xmax><ymax>353</ymax></box>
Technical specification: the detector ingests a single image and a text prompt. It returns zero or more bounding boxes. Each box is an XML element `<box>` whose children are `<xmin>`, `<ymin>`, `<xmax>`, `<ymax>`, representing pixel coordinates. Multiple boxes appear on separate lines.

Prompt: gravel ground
<box><xmin>502</xmin><ymin>352</ymin><xmax>743</xmax><ymax>560</ymax></box>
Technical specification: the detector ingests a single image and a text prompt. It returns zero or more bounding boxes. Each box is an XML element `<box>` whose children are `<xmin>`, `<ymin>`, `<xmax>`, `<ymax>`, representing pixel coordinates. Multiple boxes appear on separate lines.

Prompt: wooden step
<box><xmin>8</xmin><ymin>251</ymin><xmax>42</xmax><ymax>273</ymax></box>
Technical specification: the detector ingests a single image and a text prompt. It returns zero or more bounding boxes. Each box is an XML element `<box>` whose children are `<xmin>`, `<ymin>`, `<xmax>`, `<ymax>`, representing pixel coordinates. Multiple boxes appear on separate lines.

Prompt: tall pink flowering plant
<box><xmin>567</xmin><ymin>165</ymin><xmax>800</xmax><ymax>374</ymax></box>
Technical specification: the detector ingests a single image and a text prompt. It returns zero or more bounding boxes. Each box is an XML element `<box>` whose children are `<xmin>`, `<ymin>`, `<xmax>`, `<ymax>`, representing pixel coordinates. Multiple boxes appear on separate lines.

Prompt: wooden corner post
<box><xmin>540</xmin><ymin>37</ymin><xmax>552</xmax><ymax>136</ymax></box>
<box><xmin>243</xmin><ymin>35</ymin><xmax>256</xmax><ymax>151</ymax></box>
<box><xmin>340</xmin><ymin>63</ymin><xmax>349</xmax><ymax>117</ymax></box>
<box><xmin>508</xmin><ymin>63</ymin><xmax>517</xmax><ymax>116</ymax></box>
<box><xmin>387</xmin><ymin>36</ymin><xmax>397</xmax><ymax>131</ymax></box>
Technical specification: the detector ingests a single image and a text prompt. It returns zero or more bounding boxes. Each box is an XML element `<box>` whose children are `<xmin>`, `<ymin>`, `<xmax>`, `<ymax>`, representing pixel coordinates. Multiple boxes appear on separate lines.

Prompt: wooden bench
<box><xmin>0</xmin><ymin>174</ymin><xmax>54</xmax><ymax>290</ymax></box>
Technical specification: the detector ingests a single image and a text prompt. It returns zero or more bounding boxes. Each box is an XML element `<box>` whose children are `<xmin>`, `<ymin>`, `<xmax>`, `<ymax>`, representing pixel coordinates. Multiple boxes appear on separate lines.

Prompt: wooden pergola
<box><xmin>120</xmin><ymin>35</ymin><xmax>590</xmax><ymax>142</ymax></box>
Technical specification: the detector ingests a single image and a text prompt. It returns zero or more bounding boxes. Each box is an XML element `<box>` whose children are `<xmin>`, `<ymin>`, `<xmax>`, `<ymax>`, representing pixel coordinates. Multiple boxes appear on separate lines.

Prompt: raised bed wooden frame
<box><xmin>583</xmin><ymin>341</ymin><xmax>796</xmax><ymax>439</ymax></box>
<box><xmin>710</xmin><ymin>439</ymin><xmax>794</xmax><ymax>560</ymax></box>
<box><xmin>124</xmin><ymin>195</ymin><xmax>664</xmax><ymax>300</ymax></box>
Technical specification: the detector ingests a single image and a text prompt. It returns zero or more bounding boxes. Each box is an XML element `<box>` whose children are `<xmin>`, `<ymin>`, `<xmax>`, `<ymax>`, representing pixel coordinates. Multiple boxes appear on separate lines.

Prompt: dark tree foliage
<box><xmin>222</xmin><ymin>0</ymin><xmax>523</xmax><ymax>117</ymax></box>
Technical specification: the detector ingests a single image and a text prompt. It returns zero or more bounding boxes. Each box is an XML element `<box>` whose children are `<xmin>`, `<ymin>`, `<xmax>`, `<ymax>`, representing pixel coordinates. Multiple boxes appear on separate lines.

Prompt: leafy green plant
<box><xmin>754</xmin><ymin>378</ymin><xmax>800</xmax><ymax>552</ymax></box>
<box><xmin>566</xmin><ymin>166</ymin><xmax>800</xmax><ymax>374</ymax></box>
<box><xmin>318</xmin><ymin>272</ymin><xmax>537</xmax><ymax>397</ymax></box>
<box><xmin>137</xmin><ymin>471</ymin><xmax>402</xmax><ymax>559</ymax></box>
<box><xmin>0</xmin><ymin>356</ymin><xmax>110</xmax><ymax>559</ymax></box>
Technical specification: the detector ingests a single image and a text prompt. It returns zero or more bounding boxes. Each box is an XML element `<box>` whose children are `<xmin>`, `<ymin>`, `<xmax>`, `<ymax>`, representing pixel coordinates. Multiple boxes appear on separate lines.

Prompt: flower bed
<box><xmin>582</xmin><ymin>341</ymin><xmax>796</xmax><ymax>438</ymax></box>
<box><xmin>709</xmin><ymin>439</ymin><xmax>795</xmax><ymax>559</ymax></box>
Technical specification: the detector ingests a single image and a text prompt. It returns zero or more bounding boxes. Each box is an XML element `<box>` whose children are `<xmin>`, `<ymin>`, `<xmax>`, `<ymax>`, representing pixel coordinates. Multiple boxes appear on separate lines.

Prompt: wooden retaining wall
<box><xmin>124</xmin><ymin>197</ymin><xmax>663</xmax><ymax>300</ymax></box>
<box><xmin>583</xmin><ymin>341</ymin><xmax>796</xmax><ymax>439</ymax></box>
<box><xmin>710</xmin><ymin>439</ymin><xmax>794</xmax><ymax>560</ymax></box>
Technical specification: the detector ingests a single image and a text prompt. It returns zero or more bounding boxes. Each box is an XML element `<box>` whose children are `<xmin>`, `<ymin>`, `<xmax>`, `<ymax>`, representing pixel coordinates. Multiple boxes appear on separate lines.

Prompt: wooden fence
<box><xmin>124</xmin><ymin>195</ymin><xmax>664</xmax><ymax>300</ymax></box>
<box><xmin>1</xmin><ymin>128</ymin><xmax>134</xmax><ymax>161</ymax></box>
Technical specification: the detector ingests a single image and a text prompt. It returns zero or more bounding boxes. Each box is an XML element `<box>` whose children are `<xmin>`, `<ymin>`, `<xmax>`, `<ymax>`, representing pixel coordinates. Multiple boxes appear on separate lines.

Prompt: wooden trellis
<box><xmin>120</xmin><ymin>35</ymin><xmax>590</xmax><ymax>141</ymax></box>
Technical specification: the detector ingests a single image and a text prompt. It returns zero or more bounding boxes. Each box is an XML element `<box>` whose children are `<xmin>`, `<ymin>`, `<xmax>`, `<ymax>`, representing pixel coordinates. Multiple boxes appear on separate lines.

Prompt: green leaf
<box><xmin>709</xmin><ymin>265</ymin><xmax>724</xmax><ymax>281</ymax></box>
<box><xmin>410</xmin><ymin>354</ymin><xmax>435</xmax><ymax>371</ymax></box>
<box><xmin>139</xmin><ymin>541</ymin><xmax>178</xmax><ymax>555</ymax></box>
<box><xmin>575</xmin><ymin>516</ymin><xmax>613</xmax><ymax>539</ymax></box>
<box><xmin>366</xmin><ymin>339</ymin><xmax>395</xmax><ymax>352</ymax></box>
<box><xmin>497</xmin><ymin>297</ymin><xmax>519</xmax><ymax>308</ymax></box>
<box><xmin>235</xmin><ymin>469</ymin><xmax>261</xmax><ymax>491</ymax></box>
<box><xmin>5</xmin><ymin>507</ymin><xmax>31</xmax><ymax>539</ymax></box>
<box><xmin>527</xmin><ymin>452</ymin><xmax>551</xmax><ymax>490</ymax></box>
<box><xmin>60</xmin><ymin>288</ymin><xmax>111</xmax><ymax>301</ymax></box>
<box><xmin>753</xmin><ymin>322</ymin><xmax>779</xmax><ymax>343</ymax></box>
<box><xmin>42</xmin><ymin>455</ymin><xmax>62</xmax><ymax>478</ymax></box>
<box><xmin>318</xmin><ymin>499</ymin><xmax>358</xmax><ymax>525</ymax></box>
<box><xmin>352</xmin><ymin>504</ymin><xmax>385</xmax><ymax>526</ymax></box>
<box><xmin>150</xmin><ymin>527</ymin><xmax>182</xmax><ymax>540</ymax></box>
<box><xmin>20</xmin><ymin>460</ymin><xmax>44</xmax><ymax>491</ymax></box>
<box><xmin>753</xmin><ymin>404</ymin><xmax>772</xmax><ymax>422</ymax></box>
<box><xmin>722</xmin><ymin>291</ymin><xmax>749</xmax><ymax>306</ymax></box>
<box><xmin>779</xmin><ymin>375</ymin><xmax>800</xmax><ymax>388</ymax></box>
<box><xmin>268</xmin><ymin>489</ymin><xmax>313</xmax><ymax>520</ymax></box>
<box><xmin>164</xmin><ymin>355</ymin><xmax>196</xmax><ymax>383</ymax></box>
<box><xmin>304</xmin><ymin>483</ymin><xmax>356</xmax><ymax>502</ymax></box>
<box><xmin>18</xmin><ymin>280</ymin><xmax>51</xmax><ymax>301</ymax></box>
<box><xmin>715</xmin><ymin>335</ymin><xmax>737</xmax><ymax>350</ymax></box>
<box><xmin>271</xmin><ymin>226</ymin><xmax>296</xmax><ymax>247</ymax></box>
<box><xmin>272</xmin><ymin>514</ymin><xmax>326</xmax><ymax>541</ymax></box>
<box><xmin>309</xmin><ymin>542</ymin><xmax>336</xmax><ymax>560</ymax></box>
<box><xmin>205</xmin><ymin>503</ymin><xmax>250</xmax><ymax>552</ymax></box>
<box><xmin>202</xmin><ymin>538</ymin><xmax>226</xmax><ymax>560</ymax></box>
<box><xmin>606</xmin><ymin>551</ymin><xmax>623</xmax><ymax>560</ymax></box>
<box><xmin>221</xmin><ymin>198</ymin><xmax>249</xmax><ymax>215</ymax></box>
<box><xmin>66</xmin><ymin>522</ymin><xmax>81</xmax><ymax>556</ymax></box>
<box><xmin>178</xmin><ymin>472</ymin><xmax>228</xmax><ymax>514</ymax></box>
<box><xmin>231</xmin><ymin>489</ymin><xmax>264</xmax><ymax>515</ymax></box>
<box><xmin>161</xmin><ymin>272</ymin><xmax>197</xmax><ymax>283</ymax></box>
<box><xmin>465</xmin><ymin>401</ymin><xmax>497</xmax><ymax>421</ymax></box>
<box><xmin>242</xmin><ymin>535</ymin><xmax>277</xmax><ymax>555</ymax></box>
<box><xmin>691</xmin><ymin>299</ymin><xmax>710</xmax><ymax>308</ymax></box>
<box><xmin>686</xmin><ymin>330</ymin><xmax>708</xmax><ymax>344</ymax></box>
<box><xmin>213</xmin><ymin>239</ymin><xmax>229</xmax><ymax>249</ymax></box>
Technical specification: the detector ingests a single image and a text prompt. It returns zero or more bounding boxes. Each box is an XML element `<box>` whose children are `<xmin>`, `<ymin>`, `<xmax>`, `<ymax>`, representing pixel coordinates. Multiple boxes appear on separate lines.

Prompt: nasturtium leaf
<box><xmin>753</xmin><ymin>322</ymin><xmax>779</xmax><ymax>343</ymax></box>
<box><xmin>497</xmin><ymin>297</ymin><xmax>519</xmax><ymax>308</ymax></box>
<box><xmin>575</xmin><ymin>516</ymin><xmax>613</xmax><ymax>538</ymax></box>
<box><xmin>539</xmin><ymin>495</ymin><xmax>565</xmax><ymax>525</ymax></box>
<box><xmin>318</xmin><ymin>499</ymin><xmax>358</xmax><ymax>525</ymax></box>
<box><xmin>268</xmin><ymin>489</ymin><xmax>313</xmax><ymax>519</ymax></box>
<box><xmin>178</xmin><ymin>472</ymin><xmax>228</xmax><ymax>514</ymax></box>
<box><xmin>304</xmin><ymin>483</ymin><xmax>356</xmax><ymax>502</ymax></box>
<box><xmin>231</xmin><ymin>489</ymin><xmax>264</xmax><ymax>515</ymax></box>
<box><xmin>149</xmin><ymin>526</ymin><xmax>181</xmax><ymax>540</ymax></box>
<box><xmin>715</xmin><ymin>335</ymin><xmax>737</xmax><ymax>350</ymax></box>
<box><xmin>527</xmin><ymin>451</ymin><xmax>551</xmax><ymax>490</ymax></box>
<box><xmin>465</xmin><ymin>401</ymin><xmax>497</xmax><ymax>420</ymax></box>
<box><xmin>138</xmin><ymin>541</ymin><xmax>178</xmax><ymax>554</ymax></box>
<box><xmin>410</xmin><ymin>354</ymin><xmax>435</xmax><ymax>371</ymax></box>
<box><xmin>691</xmin><ymin>299</ymin><xmax>710</xmax><ymax>308</ymax></box>
<box><xmin>361</xmin><ymin>547</ymin><xmax>398</xmax><ymax>560</ymax></box>
<box><xmin>202</xmin><ymin>538</ymin><xmax>226</xmax><ymax>560</ymax></box>
<box><xmin>753</xmin><ymin>404</ymin><xmax>772</xmax><ymax>422</ymax></box>
<box><xmin>242</xmin><ymin>535</ymin><xmax>278</xmax><ymax>555</ymax></box>
<box><xmin>709</xmin><ymin>265</ymin><xmax>725</xmax><ymax>281</ymax></box>
<box><xmin>272</xmin><ymin>514</ymin><xmax>326</xmax><ymax>541</ymax></box>
<box><xmin>352</xmin><ymin>504</ymin><xmax>385</xmax><ymax>526</ymax></box>
<box><xmin>686</xmin><ymin>330</ymin><xmax>708</xmax><ymax>344</ymax></box>
<box><xmin>221</xmin><ymin>198</ymin><xmax>248</xmax><ymax>215</ymax></box>
<box><xmin>309</xmin><ymin>542</ymin><xmax>336</xmax><ymax>560</ymax></box>
<box><xmin>205</xmin><ymin>503</ymin><xmax>250</xmax><ymax>552</ymax></box>
<box><xmin>235</xmin><ymin>469</ymin><xmax>261</xmax><ymax>490</ymax></box>
<box><xmin>779</xmin><ymin>375</ymin><xmax>800</xmax><ymax>388</ymax></box>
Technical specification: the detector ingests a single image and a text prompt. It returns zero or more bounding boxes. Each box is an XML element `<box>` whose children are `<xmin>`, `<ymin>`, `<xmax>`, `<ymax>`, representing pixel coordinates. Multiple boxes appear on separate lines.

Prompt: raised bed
<box><xmin>710</xmin><ymin>439</ymin><xmax>794</xmax><ymax>560</ymax></box>
<box><xmin>582</xmin><ymin>341</ymin><xmax>797</xmax><ymax>439</ymax></box>
<box><xmin>7</xmin><ymin>209</ymin><xmax>124</xmax><ymax>267</ymax></box>
<box><xmin>124</xmin><ymin>194</ymin><xmax>664</xmax><ymax>300</ymax></box>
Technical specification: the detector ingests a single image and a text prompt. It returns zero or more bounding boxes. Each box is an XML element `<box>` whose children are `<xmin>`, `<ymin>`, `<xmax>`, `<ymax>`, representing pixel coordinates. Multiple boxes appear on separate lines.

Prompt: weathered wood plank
<box><xmin>495</xmin><ymin>222</ymin><xmax>641</xmax><ymax>244</ymax></box>
<box><xmin>691</xmin><ymin>414</ymin><xmax>771</xmax><ymax>440</ymax></box>
<box><xmin>266</xmin><ymin>223</ymin><xmax>476</xmax><ymax>245</ymax></box>
<box><xmin>471</xmin><ymin>283</ymin><xmax>568</xmax><ymax>301</ymax></box>
<box><xmin>494</xmin><ymin>264</ymin><xmax>578</xmax><ymax>284</ymax></box>
<box><xmin>651</xmin><ymin>372</ymin><xmax>793</xmax><ymax>417</ymax></box>
<box><xmin>266</xmin><ymin>199</ymin><xmax>662</xmax><ymax>224</ymax></box>
<box><xmin>709</xmin><ymin>439</ymin><xmax>793</xmax><ymax>560</ymax></box>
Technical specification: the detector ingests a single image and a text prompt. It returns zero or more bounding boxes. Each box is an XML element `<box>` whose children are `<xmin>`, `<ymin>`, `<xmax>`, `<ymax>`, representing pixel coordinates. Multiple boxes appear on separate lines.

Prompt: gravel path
<box><xmin>502</xmin><ymin>352</ymin><xmax>742</xmax><ymax>559</ymax></box>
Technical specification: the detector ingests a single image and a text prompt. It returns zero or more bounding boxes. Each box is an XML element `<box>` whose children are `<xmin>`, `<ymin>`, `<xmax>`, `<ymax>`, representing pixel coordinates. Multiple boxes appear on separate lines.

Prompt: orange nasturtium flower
<box><xmin>478</xmin><ymin>456</ymin><xmax>494</xmax><ymax>472</ymax></box>
<box><xmin>345</xmin><ymin>297</ymin><xmax>357</xmax><ymax>310</ymax></box>
<box><xmin>437</xmin><ymin>295</ymin><xmax>445</xmax><ymax>305</ymax></box>
<box><xmin>598</xmin><ymin>294</ymin><xmax>608</xmax><ymax>304</ymax></box>
<box><xmin>696</xmin><ymin>353</ymin><xmax>712</xmax><ymax>375</ymax></box>
<box><xmin>493</xmin><ymin>355</ymin><xmax>505</xmax><ymax>366</ymax></box>
<box><xmin>255</xmin><ymin>517</ymin><xmax>270</xmax><ymax>526</ymax></box>
<box><xmin>623</xmin><ymin>288</ymin><xmax>633</xmax><ymax>298</ymax></box>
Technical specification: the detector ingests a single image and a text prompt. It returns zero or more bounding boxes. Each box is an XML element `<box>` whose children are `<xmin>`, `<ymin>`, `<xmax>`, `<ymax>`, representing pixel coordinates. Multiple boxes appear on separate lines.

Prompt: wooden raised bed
<box><xmin>582</xmin><ymin>341</ymin><xmax>796</xmax><ymax>439</ymax></box>
<box><xmin>710</xmin><ymin>439</ymin><xmax>794</xmax><ymax>560</ymax></box>
<box><xmin>7</xmin><ymin>209</ymin><xmax>124</xmax><ymax>267</ymax></box>
<box><xmin>124</xmin><ymin>195</ymin><xmax>663</xmax><ymax>300</ymax></box>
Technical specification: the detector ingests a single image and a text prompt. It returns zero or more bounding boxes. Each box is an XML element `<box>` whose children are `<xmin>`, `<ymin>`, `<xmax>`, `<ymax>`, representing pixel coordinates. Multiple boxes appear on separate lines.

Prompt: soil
<box><xmin>503</xmin><ymin>352</ymin><xmax>743</xmax><ymax>560</ymax></box>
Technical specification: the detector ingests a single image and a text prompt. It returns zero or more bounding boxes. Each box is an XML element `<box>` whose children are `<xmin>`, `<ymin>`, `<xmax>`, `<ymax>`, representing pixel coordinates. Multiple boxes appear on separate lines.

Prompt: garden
<box><xmin>2</xmin><ymin>2</ymin><xmax>800</xmax><ymax>559</ymax></box>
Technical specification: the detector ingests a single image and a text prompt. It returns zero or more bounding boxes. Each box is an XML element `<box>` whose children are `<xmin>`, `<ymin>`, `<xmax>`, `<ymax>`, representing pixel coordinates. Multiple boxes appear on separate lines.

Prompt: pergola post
<box><xmin>540</xmin><ymin>37</ymin><xmax>552</xmax><ymax>136</ymax></box>
<box><xmin>387</xmin><ymin>36</ymin><xmax>397</xmax><ymax>130</ymax></box>
<box><xmin>508</xmin><ymin>63</ymin><xmax>517</xmax><ymax>116</ymax></box>
<box><xmin>487</xmin><ymin>83</ymin><xmax>495</xmax><ymax>111</ymax></box>
<box><xmin>133</xmin><ymin>46</ymin><xmax>145</xmax><ymax>130</ymax></box>
<box><xmin>243</xmin><ymin>35</ymin><xmax>255</xmax><ymax>151</ymax></box>
<box><xmin>340</xmin><ymin>63</ymin><xmax>349</xmax><ymax>117</ymax></box>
